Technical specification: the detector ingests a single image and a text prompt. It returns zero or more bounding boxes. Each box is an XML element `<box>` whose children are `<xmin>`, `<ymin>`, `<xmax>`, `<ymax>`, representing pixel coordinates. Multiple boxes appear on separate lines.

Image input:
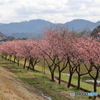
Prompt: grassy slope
<box><xmin>6</xmin><ymin>56</ymin><xmax>100</xmax><ymax>93</ymax></box>
<box><xmin>0</xmin><ymin>57</ymin><xmax>92</xmax><ymax>100</ymax></box>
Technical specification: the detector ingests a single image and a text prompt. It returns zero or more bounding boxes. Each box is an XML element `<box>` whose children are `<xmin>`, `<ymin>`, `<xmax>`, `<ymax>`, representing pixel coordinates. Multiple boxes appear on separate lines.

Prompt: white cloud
<box><xmin>0</xmin><ymin>0</ymin><xmax>100</xmax><ymax>23</ymax></box>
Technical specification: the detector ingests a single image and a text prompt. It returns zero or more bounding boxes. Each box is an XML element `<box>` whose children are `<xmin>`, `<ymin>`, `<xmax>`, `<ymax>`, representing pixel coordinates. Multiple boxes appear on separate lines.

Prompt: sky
<box><xmin>0</xmin><ymin>0</ymin><xmax>100</xmax><ymax>24</ymax></box>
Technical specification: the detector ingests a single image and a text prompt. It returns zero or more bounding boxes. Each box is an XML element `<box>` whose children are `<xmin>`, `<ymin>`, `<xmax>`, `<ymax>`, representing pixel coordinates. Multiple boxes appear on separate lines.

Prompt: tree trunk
<box><xmin>14</xmin><ymin>56</ymin><xmax>16</xmax><ymax>63</ymax></box>
<box><xmin>51</xmin><ymin>72</ymin><xmax>55</xmax><ymax>82</ymax></box>
<box><xmin>93</xmin><ymin>79</ymin><xmax>97</xmax><ymax>100</ymax></box>
<box><xmin>43</xmin><ymin>60</ymin><xmax>45</xmax><ymax>74</ymax></box>
<box><xmin>94</xmin><ymin>79</ymin><xmax>97</xmax><ymax>92</ymax></box>
<box><xmin>27</xmin><ymin>60</ymin><xmax>31</xmax><ymax>70</ymax></box>
<box><xmin>58</xmin><ymin>71</ymin><xmax>61</xmax><ymax>84</ymax></box>
<box><xmin>23</xmin><ymin>58</ymin><xmax>27</xmax><ymax>69</ymax></box>
<box><xmin>18</xmin><ymin>59</ymin><xmax>19</xmax><ymax>66</ymax></box>
<box><xmin>5</xmin><ymin>54</ymin><xmax>8</xmax><ymax>60</ymax></box>
<box><xmin>92</xmin><ymin>70</ymin><xmax>99</xmax><ymax>100</ymax></box>
<box><xmin>32</xmin><ymin>65</ymin><xmax>35</xmax><ymax>71</ymax></box>
<box><xmin>67</xmin><ymin>73</ymin><xmax>73</xmax><ymax>88</ymax></box>
<box><xmin>30</xmin><ymin>59</ymin><xmax>35</xmax><ymax>71</ymax></box>
<box><xmin>9</xmin><ymin>55</ymin><xmax>12</xmax><ymax>62</ymax></box>
<box><xmin>77</xmin><ymin>75</ymin><xmax>81</xmax><ymax>90</ymax></box>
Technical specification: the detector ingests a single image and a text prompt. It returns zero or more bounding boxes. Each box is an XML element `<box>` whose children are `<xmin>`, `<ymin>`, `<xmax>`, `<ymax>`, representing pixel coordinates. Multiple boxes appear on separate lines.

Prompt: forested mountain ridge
<box><xmin>0</xmin><ymin>19</ymin><xmax>100</xmax><ymax>38</ymax></box>
<box><xmin>91</xmin><ymin>25</ymin><xmax>100</xmax><ymax>37</ymax></box>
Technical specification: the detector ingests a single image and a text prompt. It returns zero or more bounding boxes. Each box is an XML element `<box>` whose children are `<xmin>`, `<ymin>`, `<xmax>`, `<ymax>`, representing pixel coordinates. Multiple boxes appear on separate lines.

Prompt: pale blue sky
<box><xmin>0</xmin><ymin>0</ymin><xmax>100</xmax><ymax>23</ymax></box>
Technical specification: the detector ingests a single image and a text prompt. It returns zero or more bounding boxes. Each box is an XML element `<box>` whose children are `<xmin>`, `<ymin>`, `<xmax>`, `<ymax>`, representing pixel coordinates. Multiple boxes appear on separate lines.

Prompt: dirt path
<box><xmin>0</xmin><ymin>67</ymin><xmax>47</xmax><ymax>100</ymax></box>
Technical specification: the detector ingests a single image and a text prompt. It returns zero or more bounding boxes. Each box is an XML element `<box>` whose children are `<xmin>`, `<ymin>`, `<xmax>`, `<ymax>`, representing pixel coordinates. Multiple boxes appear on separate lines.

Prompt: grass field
<box><xmin>18</xmin><ymin>58</ymin><xmax>100</xmax><ymax>93</ymax></box>
<box><xmin>0</xmin><ymin>56</ymin><xmax>100</xmax><ymax>100</ymax></box>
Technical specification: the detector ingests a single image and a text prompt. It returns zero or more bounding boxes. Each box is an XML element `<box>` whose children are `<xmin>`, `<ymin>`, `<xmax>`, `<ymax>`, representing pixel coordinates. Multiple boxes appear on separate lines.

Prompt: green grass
<box><xmin>1</xmin><ymin>57</ymin><xmax>100</xmax><ymax>93</ymax></box>
<box><xmin>1</xmin><ymin>56</ymin><xmax>100</xmax><ymax>100</ymax></box>
<box><xmin>58</xmin><ymin>73</ymin><xmax>100</xmax><ymax>93</ymax></box>
<box><xmin>37</xmin><ymin>62</ymin><xmax>100</xmax><ymax>94</ymax></box>
<box><xmin>5</xmin><ymin>56</ymin><xmax>100</xmax><ymax>93</ymax></box>
<box><xmin>0</xmin><ymin>57</ymin><xmax>92</xmax><ymax>100</ymax></box>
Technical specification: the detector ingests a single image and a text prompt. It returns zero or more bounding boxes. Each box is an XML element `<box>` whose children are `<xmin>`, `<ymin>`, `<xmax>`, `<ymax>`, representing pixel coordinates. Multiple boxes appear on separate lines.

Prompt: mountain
<box><xmin>0</xmin><ymin>32</ymin><xmax>7</xmax><ymax>38</ymax></box>
<box><xmin>91</xmin><ymin>25</ymin><xmax>100</xmax><ymax>37</ymax></box>
<box><xmin>0</xmin><ymin>19</ymin><xmax>100</xmax><ymax>39</ymax></box>
<box><xmin>64</xmin><ymin>19</ymin><xmax>96</xmax><ymax>32</ymax></box>
<box><xmin>0</xmin><ymin>19</ymin><xmax>52</xmax><ymax>35</ymax></box>
<box><xmin>0</xmin><ymin>32</ymin><xmax>15</xmax><ymax>42</ymax></box>
<box><xmin>12</xmin><ymin>32</ymin><xmax>41</xmax><ymax>39</ymax></box>
<box><xmin>0</xmin><ymin>23</ymin><xmax>3</xmax><ymax>25</ymax></box>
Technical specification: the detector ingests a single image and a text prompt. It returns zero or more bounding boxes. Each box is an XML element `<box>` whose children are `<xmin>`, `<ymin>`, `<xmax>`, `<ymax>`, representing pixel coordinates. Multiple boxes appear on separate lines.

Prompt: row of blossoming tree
<box><xmin>0</xmin><ymin>28</ymin><xmax>100</xmax><ymax>95</ymax></box>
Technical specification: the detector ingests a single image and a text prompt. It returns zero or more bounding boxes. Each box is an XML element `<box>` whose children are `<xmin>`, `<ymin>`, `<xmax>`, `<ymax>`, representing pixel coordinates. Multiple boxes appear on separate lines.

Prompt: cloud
<box><xmin>0</xmin><ymin>0</ymin><xmax>99</xmax><ymax>23</ymax></box>
<box><xmin>67</xmin><ymin>0</ymin><xmax>100</xmax><ymax>18</ymax></box>
<box><xmin>15</xmin><ymin>0</ymin><xmax>69</xmax><ymax>15</ymax></box>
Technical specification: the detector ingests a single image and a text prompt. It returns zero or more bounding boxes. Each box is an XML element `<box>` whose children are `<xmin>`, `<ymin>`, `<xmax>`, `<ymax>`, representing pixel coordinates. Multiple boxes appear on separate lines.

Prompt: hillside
<box><xmin>91</xmin><ymin>25</ymin><xmax>100</xmax><ymax>37</ymax></box>
<box><xmin>0</xmin><ymin>19</ymin><xmax>52</xmax><ymax>39</ymax></box>
<box><xmin>0</xmin><ymin>66</ymin><xmax>46</xmax><ymax>100</ymax></box>
<box><xmin>0</xmin><ymin>19</ymin><xmax>100</xmax><ymax>38</ymax></box>
<box><xmin>0</xmin><ymin>56</ymin><xmax>92</xmax><ymax>100</ymax></box>
<box><xmin>64</xmin><ymin>19</ymin><xmax>95</xmax><ymax>32</ymax></box>
<box><xmin>0</xmin><ymin>32</ymin><xmax>7</xmax><ymax>38</ymax></box>
<box><xmin>0</xmin><ymin>32</ymin><xmax>15</xmax><ymax>42</ymax></box>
